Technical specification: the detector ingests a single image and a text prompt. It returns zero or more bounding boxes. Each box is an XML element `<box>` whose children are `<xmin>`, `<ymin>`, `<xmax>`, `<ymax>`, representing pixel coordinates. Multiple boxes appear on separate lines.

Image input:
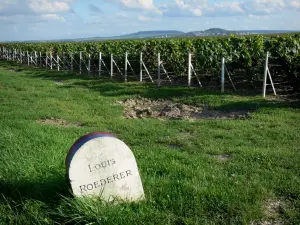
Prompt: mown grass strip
<box><xmin>0</xmin><ymin>62</ymin><xmax>299</xmax><ymax>224</ymax></box>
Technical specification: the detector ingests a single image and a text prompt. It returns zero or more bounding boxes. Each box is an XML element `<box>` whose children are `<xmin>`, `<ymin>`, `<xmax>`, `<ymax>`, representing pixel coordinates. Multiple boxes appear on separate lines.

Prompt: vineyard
<box><xmin>1</xmin><ymin>34</ymin><xmax>300</xmax><ymax>92</ymax></box>
<box><xmin>1</xmin><ymin>35</ymin><xmax>300</xmax><ymax>224</ymax></box>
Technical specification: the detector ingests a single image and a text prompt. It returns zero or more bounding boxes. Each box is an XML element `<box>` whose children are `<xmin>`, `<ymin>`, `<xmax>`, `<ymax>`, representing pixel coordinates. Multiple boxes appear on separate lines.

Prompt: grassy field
<box><xmin>0</xmin><ymin>61</ymin><xmax>299</xmax><ymax>225</ymax></box>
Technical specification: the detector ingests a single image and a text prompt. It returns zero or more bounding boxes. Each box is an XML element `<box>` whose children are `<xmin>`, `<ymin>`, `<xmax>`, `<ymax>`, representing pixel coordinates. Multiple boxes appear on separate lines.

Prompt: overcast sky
<box><xmin>0</xmin><ymin>0</ymin><xmax>299</xmax><ymax>41</ymax></box>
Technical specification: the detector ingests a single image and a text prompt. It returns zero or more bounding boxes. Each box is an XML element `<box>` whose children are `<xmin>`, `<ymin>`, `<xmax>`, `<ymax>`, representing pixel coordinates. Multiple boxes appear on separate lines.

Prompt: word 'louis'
<box><xmin>88</xmin><ymin>159</ymin><xmax>116</xmax><ymax>172</ymax></box>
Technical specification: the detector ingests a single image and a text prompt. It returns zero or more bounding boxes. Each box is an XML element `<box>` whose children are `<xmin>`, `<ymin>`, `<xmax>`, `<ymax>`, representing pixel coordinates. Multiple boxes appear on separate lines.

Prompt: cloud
<box><xmin>287</xmin><ymin>0</ymin><xmax>300</xmax><ymax>10</ymax></box>
<box><xmin>103</xmin><ymin>0</ymin><xmax>161</xmax><ymax>14</ymax></box>
<box><xmin>0</xmin><ymin>14</ymin><xmax>65</xmax><ymax>24</ymax></box>
<box><xmin>240</xmin><ymin>0</ymin><xmax>285</xmax><ymax>15</ymax></box>
<box><xmin>40</xmin><ymin>13</ymin><xmax>65</xmax><ymax>21</ymax></box>
<box><xmin>204</xmin><ymin>2</ymin><xmax>245</xmax><ymax>16</ymax></box>
<box><xmin>0</xmin><ymin>0</ymin><xmax>72</xmax><ymax>28</ymax></box>
<box><xmin>159</xmin><ymin>0</ymin><xmax>300</xmax><ymax>17</ymax></box>
<box><xmin>0</xmin><ymin>0</ymin><xmax>72</xmax><ymax>16</ymax></box>
<box><xmin>28</xmin><ymin>0</ymin><xmax>70</xmax><ymax>13</ymax></box>
<box><xmin>160</xmin><ymin>0</ymin><xmax>207</xmax><ymax>17</ymax></box>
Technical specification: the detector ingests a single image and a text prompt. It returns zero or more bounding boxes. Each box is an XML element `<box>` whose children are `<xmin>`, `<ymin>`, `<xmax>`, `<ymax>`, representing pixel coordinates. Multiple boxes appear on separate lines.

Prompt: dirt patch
<box><xmin>213</xmin><ymin>154</ymin><xmax>231</xmax><ymax>161</ymax></box>
<box><xmin>264</xmin><ymin>200</ymin><xmax>284</xmax><ymax>216</ymax></box>
<box><xmin>8</xmin><ymin>68</ymin><xmax>22</xmax><ymax>72</ymax></box>
<box><xmin>54</xmin><ymin>80</ymin><xmax>65</xmax><ymax>85</ymax></box>
<box><xmin>252</xmin><ymin>199</ymin><xmax>285</xmax><ymax>225</ymax></box>
<box><xmin>118</xmin><ymin>97</ymin><xmax>250</xmax><ymax>120</ymax></box>
<box><xmin>37</xmin><ymin>117</ymin><xmax>83</xmax><ymax>127</ymax></box>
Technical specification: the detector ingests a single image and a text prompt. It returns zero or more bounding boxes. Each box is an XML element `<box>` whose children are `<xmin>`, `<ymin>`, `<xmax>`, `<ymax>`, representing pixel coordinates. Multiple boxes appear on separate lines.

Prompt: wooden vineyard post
<box><xmin>221</xmin><ymin>57</ymin><xmax>225</xmax><ymax>93</ymax></box>
<box><xmin>263</xmin><ymin>52</ymin><xmax>269</xmax><ymax>98</ymax></box>
<box><xmin>27</xmin><ymin>51</ymin><xmax>29</xmax><ymax>65</ymax></box>
<box><xmin>157</xmin><ymin>53</ymin><xmax>161</xmax><ymax>87</ymax></box>
<box><xmin>88</xmin><ymin>53</ymin><xmax>91</xmax><ymax>75</ymax></box>
<box><xmin>34</xmin><ymin>51</ymin><xmax>37</xmax><ymax>65</ymax></box>
<box><xmin>79</xmin><ymin>51</ymin><xmax>82</xmax><ymax>74</ymax></box>
<box><xmin>125</xmin><ymin>52</ymin><xmax>128</xmax><ymax>82</ymax></box>
<box><xmin>39</xmin><ymin>52</ymin><xmax>42</xmax><ymax>66</ymax></box>
<box><xmin>46</xmin><ymin>52</ymin><xmax>48</xmax><ymax>68</ymax></box>
<box><xmin>140</xmin><ymin>52</ymin><xmax>143</xmax><ymax>82</ymax></box>
<box><xmin>110</xmin><ymin>54</ymin><xmax>113</xmax><ymax>79</ymax></box>
<box><xmin>99</xmin><ymin>52</ymin><xmax>102</xmax><ymax>76</ymax></box>
<box><xmin>57</xmin><ymin>54</ymin><xmax>60</xmax><ymax>71</ymax></box>
<box><xmin>263</xmin><ymin>52</ymin><xmax>277</xmax><ymax>97</ymax></box>
<box><xmin>188</xmin><ymin>53</ymin><xmax>192</xmax><ymax>87</ymax></box>
<box><xmin>50</xmin><ymin>52</ymin><xmax>53</xmax><ymax>70</ymax></box>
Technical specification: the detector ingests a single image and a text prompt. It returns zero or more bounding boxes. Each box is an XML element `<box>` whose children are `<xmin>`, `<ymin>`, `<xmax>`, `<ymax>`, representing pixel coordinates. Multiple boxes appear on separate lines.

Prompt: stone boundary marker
<box><xmin>66</xmin><ymin>132</ymin><xmax>145</xmax><ymax>202</ymax></box>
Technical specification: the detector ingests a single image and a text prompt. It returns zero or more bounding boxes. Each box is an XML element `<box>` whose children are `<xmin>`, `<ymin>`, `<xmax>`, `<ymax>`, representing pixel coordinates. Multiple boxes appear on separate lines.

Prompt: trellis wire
<box><xmin>0</xmin><ymin>48</ymin><xmax>278</xmax><ymax>96</ymax></box>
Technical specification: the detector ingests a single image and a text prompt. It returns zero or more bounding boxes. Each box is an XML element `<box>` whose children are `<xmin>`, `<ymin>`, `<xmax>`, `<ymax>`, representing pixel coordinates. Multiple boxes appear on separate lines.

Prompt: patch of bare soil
<box><xmin>37</xmin><ymin>117</ymin><xmax>83</xmax><ymax>127</ymax></box>
<box><xmin>252</xmin><ymin>199</ymin><xmax>285</xmax><ymax>225</ymax></box>
<box><xmin>8</xmin><ymin>68</ymin><xmax>22</xmax><ymax>72</ymax></box>
<box><xmin>118</xmin><ymin>97</ymin><xmax>250</xmax><ymax>120</ymax></box>
<box><xmin>213</xmin><ymin>154</ymin><xmax>231</xmax><ymax>161</ymax></box>
<box><xmin>54</xmin><ymin>80</ymin><xmax>65</xmax><ymax>85</ymax></box>
<box><xmin>266</xmin><ymin>94</ymin><xmax>300</xmax><ymax>103</ymax></box>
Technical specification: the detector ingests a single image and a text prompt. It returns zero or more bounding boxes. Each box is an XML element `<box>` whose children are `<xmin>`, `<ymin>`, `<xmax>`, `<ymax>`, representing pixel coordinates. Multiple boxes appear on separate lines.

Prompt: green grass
<box><xmin>0</xmin><ymin>62</ymin><xmax>300</xmax><ymax>225</ymax></box>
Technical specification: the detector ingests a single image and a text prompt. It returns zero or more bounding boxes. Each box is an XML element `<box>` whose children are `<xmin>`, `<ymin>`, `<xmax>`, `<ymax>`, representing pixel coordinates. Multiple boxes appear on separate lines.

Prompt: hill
<box><xmin>184</xmin><ymin>28</ymin><xmax>298</xmax><ymax>37</ymax></box>
<box><xmin>11</xmin><ymin>28</ymin><xmax>299</xmax><ymax>43</ymax></box>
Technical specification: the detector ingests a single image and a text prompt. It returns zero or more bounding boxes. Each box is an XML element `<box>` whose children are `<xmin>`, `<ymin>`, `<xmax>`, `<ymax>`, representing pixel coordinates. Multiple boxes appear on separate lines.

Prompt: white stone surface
<box><xmin>68</xmin><ymin>137</ymin><xmax>145</xmax><ymax>202</ymax></box>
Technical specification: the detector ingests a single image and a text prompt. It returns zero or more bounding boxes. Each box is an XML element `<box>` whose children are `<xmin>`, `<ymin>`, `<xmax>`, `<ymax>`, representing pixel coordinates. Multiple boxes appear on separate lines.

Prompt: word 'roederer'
<box><xmin>79</xmin><ymin>170</ymin><xmax>132</xmax><ymax>193</ymax></box>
